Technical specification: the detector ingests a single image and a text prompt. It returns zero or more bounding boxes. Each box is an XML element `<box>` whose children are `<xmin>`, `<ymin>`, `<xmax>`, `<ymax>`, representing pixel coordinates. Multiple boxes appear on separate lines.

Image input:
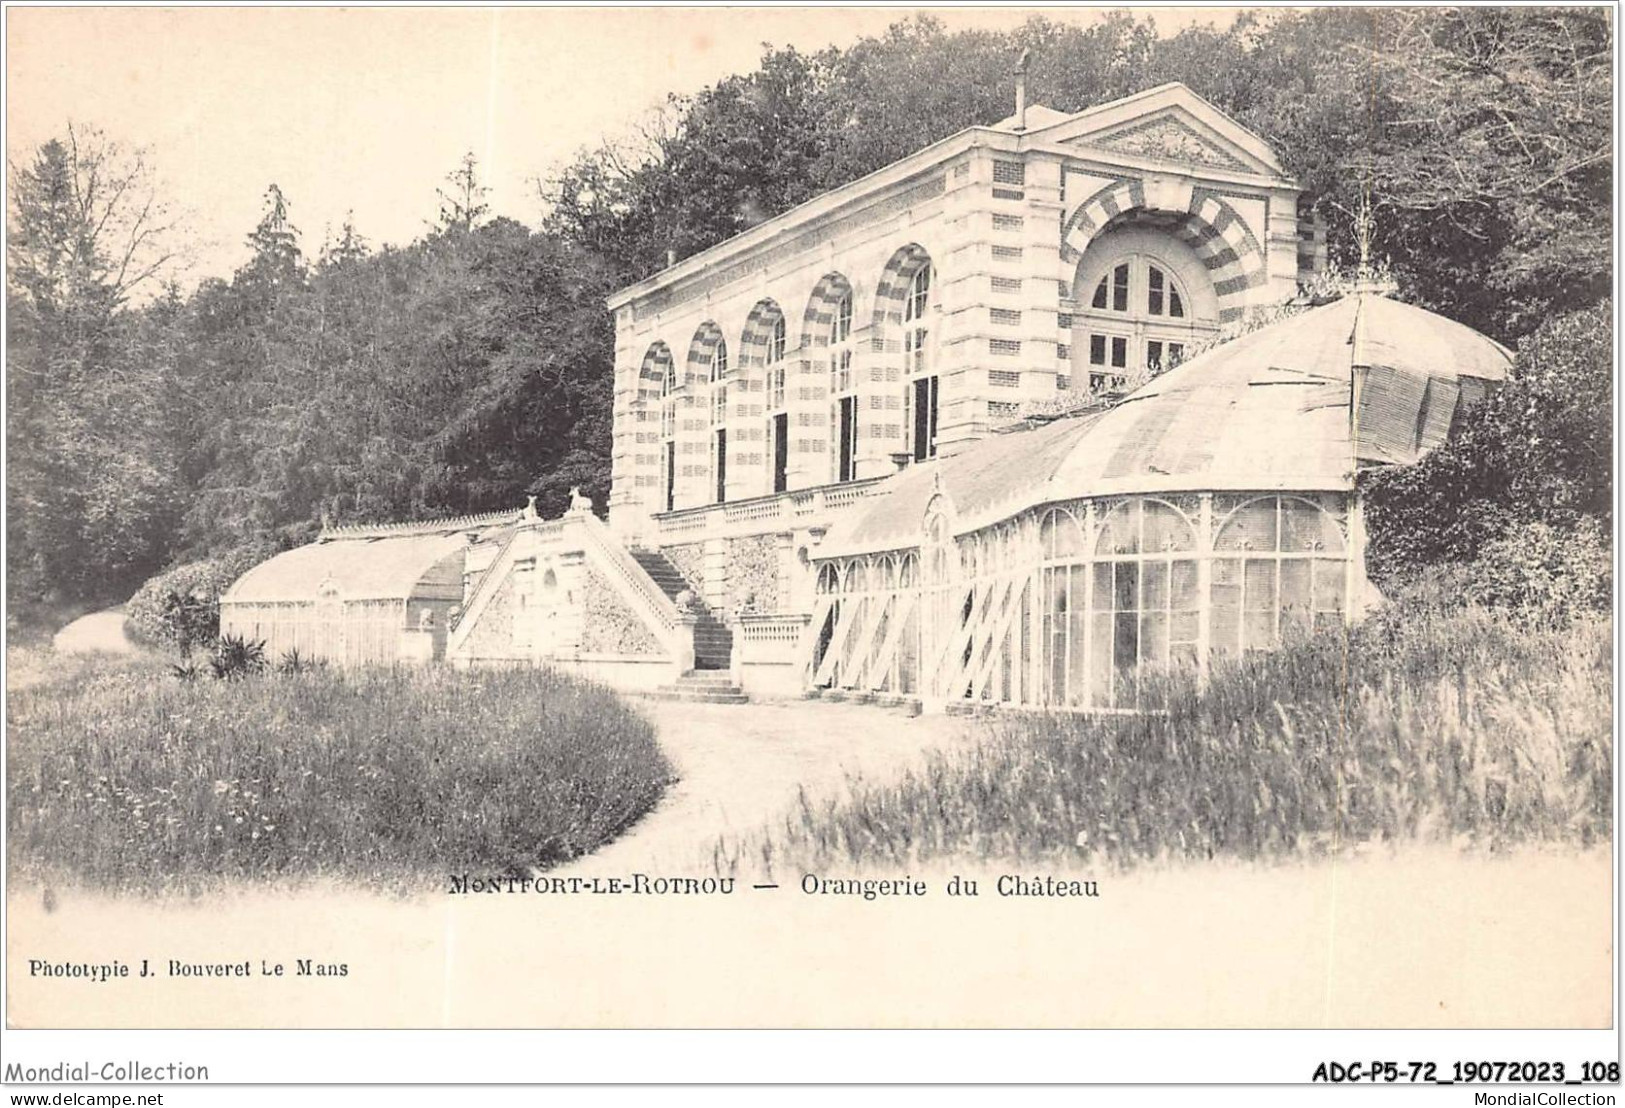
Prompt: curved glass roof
<box><xmin>818</xmin><ymin>294</ymin><xmax>1511</xmax><ymax>558</ymax></box>
<box><xmin>222</xmin><ymin>533</ymin><xmax>467</xmax><ymax>605</ymax></box>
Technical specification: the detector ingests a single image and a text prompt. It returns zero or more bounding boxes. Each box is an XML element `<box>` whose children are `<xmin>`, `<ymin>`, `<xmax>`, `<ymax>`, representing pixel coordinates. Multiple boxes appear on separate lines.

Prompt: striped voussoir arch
<box><xmin>870</xmin><ymin>244</ymin><xmax>932</xmax><ymax>348</ymax></box>
<box><xmin>802</xmin><ymin>272</ymin><xmax>853</xmax><ymax>349</ymax></box>
<box><xmin>637</xmin><ymin>340</ymin><xmax>675</xmax><ymax>399</ymax></box>
<box><xmin>1061</xmin><ymin>181</ymin><xmax>1267</xmax><ymax>323</ymax></box>
<box><xmin>686</xmin><ymin>321</ymin><xmax>726</xmax><ymax>382</ymax></box>
<box><xmin>737</xmin><ymin>298</ymin><xmax>786</xmax><ymax>371</ymax></box>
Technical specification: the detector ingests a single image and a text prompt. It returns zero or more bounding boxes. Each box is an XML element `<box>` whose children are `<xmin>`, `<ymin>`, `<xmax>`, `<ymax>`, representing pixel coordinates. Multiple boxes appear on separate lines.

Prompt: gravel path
<box><xmin>558</xmin><ymin>697</ymin><xmax>979</xmax><ymax>874</ymax></box>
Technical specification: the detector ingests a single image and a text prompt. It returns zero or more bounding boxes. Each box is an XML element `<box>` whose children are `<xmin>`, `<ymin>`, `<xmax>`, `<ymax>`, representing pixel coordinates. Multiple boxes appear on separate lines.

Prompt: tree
<box><xmin>437</xmin><ymin>152</ymin><xmax>490</xmax><ymax>234</ymax></box>
<box><xmin>6</xmin><ymin>126</ymin><xmax>187</xmax><ymax>607</ymax></box>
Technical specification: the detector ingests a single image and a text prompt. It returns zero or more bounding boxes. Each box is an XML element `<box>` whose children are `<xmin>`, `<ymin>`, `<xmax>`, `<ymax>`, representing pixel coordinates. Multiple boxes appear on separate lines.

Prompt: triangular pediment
<box><xmin>1024</xmin><ymin>83</ymin><xmax>1284</xmax><ymax>177</ymax></box>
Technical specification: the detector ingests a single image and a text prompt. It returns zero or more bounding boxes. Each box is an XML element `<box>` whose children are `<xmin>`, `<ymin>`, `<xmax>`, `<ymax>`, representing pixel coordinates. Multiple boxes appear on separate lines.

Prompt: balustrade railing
<box><xmin>654</xmin><ymin>477</ymin><xmax>887</xmax><ymax>537</ymax></box>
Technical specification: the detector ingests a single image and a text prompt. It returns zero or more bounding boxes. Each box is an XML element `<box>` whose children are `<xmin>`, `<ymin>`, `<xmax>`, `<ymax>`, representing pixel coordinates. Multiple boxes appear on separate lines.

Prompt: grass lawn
<box><xmin>7</xmin><ymin>656</ymin><xmax>672</xmax><ymax>893</ymax></box>
<box><xmin>718</xmin><ymin>602</ymin><xmax>1612</xmax><ymax>876</ymax></box>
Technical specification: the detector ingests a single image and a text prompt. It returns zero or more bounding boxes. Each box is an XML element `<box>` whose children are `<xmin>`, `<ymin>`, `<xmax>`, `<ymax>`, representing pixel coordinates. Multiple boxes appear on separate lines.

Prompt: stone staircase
<box><xmin>628</xmin><ymin>548</ymin><xmax>734</xmax><ymax>670</ymax></box>
<box><xmin>653</xmin><ymin>669</ymin><xmax>749</xmax><ymax>704</ymax></box>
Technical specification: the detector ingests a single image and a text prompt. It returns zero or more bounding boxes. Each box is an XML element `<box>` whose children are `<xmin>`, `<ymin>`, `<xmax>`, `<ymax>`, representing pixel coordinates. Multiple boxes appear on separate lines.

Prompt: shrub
<box><xmin>208</xmin><ymin>634</ymin><xmax>268</xmax><ymax>680</ymax></box>
<box><xmin>124</xmin><ymin>547</ymin><xmax>275</xmax><ymax>653</ymax></box>
<box><xmin>7</xmin><ymin>663</ymin><xmax>673</xmax><ymax>893</ymax></box>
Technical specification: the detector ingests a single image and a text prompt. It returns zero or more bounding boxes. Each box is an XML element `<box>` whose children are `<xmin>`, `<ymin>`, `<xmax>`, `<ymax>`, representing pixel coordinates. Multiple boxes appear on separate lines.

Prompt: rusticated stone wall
<box><xmin>581</xmin><ymin>566</ymin><xmax>663</xmax><ymax>656</ymax></box>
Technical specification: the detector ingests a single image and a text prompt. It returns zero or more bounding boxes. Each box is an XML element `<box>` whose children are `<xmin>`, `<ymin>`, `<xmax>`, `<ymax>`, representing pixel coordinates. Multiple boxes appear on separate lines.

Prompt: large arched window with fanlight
<box><xmin>1211</xmin><ymin>495</ymin><xmax>1347</xmax><ymax>654</ymax></box>
<box><xmin>1072</xmin><ymin>227</ymin><xmax>1218</xmax><ymax>393</ymax></box>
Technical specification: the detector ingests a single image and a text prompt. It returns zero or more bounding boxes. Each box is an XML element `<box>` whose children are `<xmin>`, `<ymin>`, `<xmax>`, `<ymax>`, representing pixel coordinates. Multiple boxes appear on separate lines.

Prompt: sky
<box><xmin>7</xmin><ymin>5</ymin><xmax>1249</xmax><ymax>283</ymax></box>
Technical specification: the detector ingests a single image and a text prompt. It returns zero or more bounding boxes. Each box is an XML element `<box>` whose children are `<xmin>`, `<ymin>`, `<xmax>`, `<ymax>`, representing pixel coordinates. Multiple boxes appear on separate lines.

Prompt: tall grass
<box><xmin>8</xmin><ymin>662</ymin><xmax>673</xmax><ymax>893</ymax></box>
<box><xmin>721</xmin><ymin>602</ymin><xmax>1612</xmax><ymax>876</ymax></box>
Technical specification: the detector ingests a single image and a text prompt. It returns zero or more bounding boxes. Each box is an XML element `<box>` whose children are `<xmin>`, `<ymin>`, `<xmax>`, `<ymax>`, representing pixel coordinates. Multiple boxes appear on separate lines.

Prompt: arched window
<box><xmin>1212</xmin><ymin>496</ymin><xmax>1347</xmax><ymax>654</ymax></box>
<box><xmin>1088</xmin><ymin>499</ymin><xmax>1199</xmax><ymax>710</ymax></box>
<box><xmin>659</xmin><ymin>358</ymin><xmax>679</xmax><ymax>512</ymax></box>
<box><xmin>708</xmin><ymin>339</ymin><xmax>729</xmax><ymax>504</ymax></box>
<box><xmin>829</xmin><ymin>291</ymin><xmax>858</xmax><ymax>482</ymax></box>
<box><xmin>903</xmin><ymin>264</ymin><xmax>937</xmax><ymax>461</ymax></box>
<box><xmin>765</xmin><ymin>314</ymin><xmax>789</xmax><ymax>493</ymax></box>
<box><xmin>1078</xmin><ymin>250</ymin><xmax>1210</xmax><ymax>391</ymax></box>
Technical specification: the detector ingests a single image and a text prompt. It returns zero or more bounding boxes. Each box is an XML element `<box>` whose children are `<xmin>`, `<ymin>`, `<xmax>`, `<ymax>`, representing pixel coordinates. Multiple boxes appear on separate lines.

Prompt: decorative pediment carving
<box><xmin>1083</xmin><ymin>116</ymin><xmax>1252</xmax><ymax>173</ymax></box>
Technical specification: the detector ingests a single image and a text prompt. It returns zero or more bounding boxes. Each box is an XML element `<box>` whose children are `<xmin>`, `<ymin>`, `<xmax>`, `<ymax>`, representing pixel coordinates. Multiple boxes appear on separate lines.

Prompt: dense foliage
<box><xmin>7</xmin><ymin>9</ymin><xmax>1611</xmax><ymax>613</ymax></box>
<box><xmin>1362</xmin><ymin>301</ymin><xmax>1612</xmax><ymax>591</ymax></box>
<box><xmin>7</xmin><ymin>662</ymin><xmax>672</xmax><ymax>892</ymax></box>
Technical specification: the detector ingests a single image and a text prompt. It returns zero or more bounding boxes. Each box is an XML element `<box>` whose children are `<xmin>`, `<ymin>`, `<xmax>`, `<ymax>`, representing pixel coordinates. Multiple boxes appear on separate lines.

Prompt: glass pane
<box><xmin>1096</xmin><ymin>502</ymin><xmax>1140</xmax><ymax>555</ymax></box>
<box><xmin>1280</xmin><ymin>559</ymin><xmax>1312</xmax><ymax>618</ymax></box>
<box><xmin>1218</xmin><ymin>498</ymin><xmax>1279</xmax><ymax>552</ymax></box>
<box><xmin>1068</xmin><ymin>568</ymin><xmax>1089</xmax><ymax>704</ymax></box>
<box><xmin>1169</xmin><ymin>342</ymin><xmax>1184</xmax><ymax>365</ymax></box>
<box><xmin>1112</xmin><ymin>264</ymin><xmax>1130</xmax><ymax>312</ymax></box>
<box><xmin>1212</xmin><ymin>558</ymin><xmax>1241</xmax><ymax>587</ymax></box>
<box><xmin>1143</xmin><ymin>501</ymin><xmax>1195</xmax><ymax>552</ymax></box>
<box><xmin>1243</xmin><ymin>610</ymin><xmax>1277</xmax><ymax>651</ymax></box>
<box><xmin>1090</xmin><ymin>334</ymin><xmax>1106</xmax><ymax>365</ymax></box>
<box><xmin>1147</xmin><ymin>339</ymin><xmax>1163</xmax><ymax>371</ymax></box>
<box><xmin>1171</xmin><ymin>642</ymin><xmax>1199</xmax><ymax>669</ymax></box>
<box><xmin>1141</xmin><ymin>560</ymin><xmax>1168</xmax><ymax>610</ymax></box>
<box><xmin>1171</xmin><ymin>560</ymin><xmax>1200</xmax><ymax>608</ymax></box>
<box><xmin>1114</xmin><ymin>610</ymin><xmax>1139</xmax><ymax>703</ymax></box>
<box><xmin>1171</xmin><ymin>609</ymin><xmax>1199</xmax><ymax>643</ymax></box>
<box><xmin>1211</xmin><ymin>584</ymin><xmax>1241</xmax><ymax>656</ymax></box>
<box><xmin>1281</xmin><ymin>498</ymin><xmax>1345</xmax><ymax>553</ymax></box>
<box><xmin>1244</xmin><ymin>559</ymin><xmax>1278</xmax><ymax>611</ymax></box>
<box><xmin>1086</xmin><ymin>612</ymin><xmax>1113</xmax><ymax>708</ymax></box>
<box><xmin>1281</xmin><ymin>601</ymin><xmax>1312</xmax><ymax>642</ymax></box>
<box><xmin>1313</xmin><ymin>558</ymin><xmax>1346</xmax><ymax>612</ymax></box>
<box><xmin>1046</xmin><ymin>568</ymin><xmax>1067</xmax><ymax>618</ymax></box>
<box><xmin>1141</xmin><ymin>611</ymin><xmax>1168</xmax><ymax>666</ymax></box>
<box><xmin>1114</xmin><ymin>561</ymin><xmax>1139</xmax><ymax>612</ymax></box>
<box><xmin>1111</xmin><ymin>336</ymin><xmax>1127</xmax><ymax>368</ymax></box>
<box><xmin>1043</xmin><ymin>509</ymin><xmax>1085</xmax><ymax>559</ymax></box>
<box><xmin>1092</xmin><ymin>279</ymin><xmax>1108</xmax><ymax>310</ymax></box>
<box><xmin>1171</xmin><ymin>289</ymin><xmax>1184</xmax><ymax>318</ymax></box>
<box><xmin>1092</xmin><ymin>561</ymin><xmax>1115</xmax><ymax>611</ymax></box>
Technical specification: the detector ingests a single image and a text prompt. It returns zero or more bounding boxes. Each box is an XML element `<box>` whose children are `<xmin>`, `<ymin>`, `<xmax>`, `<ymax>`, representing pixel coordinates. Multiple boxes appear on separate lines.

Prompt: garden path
<box><xmin>557</xmin><ymin>698</ymin><xmax>979</xmax><ymax>874</ymax></box>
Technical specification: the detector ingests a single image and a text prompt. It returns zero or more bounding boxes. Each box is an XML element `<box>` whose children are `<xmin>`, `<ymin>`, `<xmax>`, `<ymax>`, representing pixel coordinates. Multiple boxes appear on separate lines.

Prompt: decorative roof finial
<box><xmin>1350</xmin><ymin>183</ymin><xmax>1398</xmax><ymax>297</ymax></box>
<box><xmin>1012</xmin><ymin>47</ymin><xmax>1031</xmax><ymax>132</ymax></box>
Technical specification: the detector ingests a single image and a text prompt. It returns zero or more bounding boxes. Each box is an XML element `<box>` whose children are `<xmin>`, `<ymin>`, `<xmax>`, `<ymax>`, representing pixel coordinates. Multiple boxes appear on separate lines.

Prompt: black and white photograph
<box><xmin>2</xmin><ymin>1</ymin><xmax>1616</xmax><ymax>1096</ymax></box>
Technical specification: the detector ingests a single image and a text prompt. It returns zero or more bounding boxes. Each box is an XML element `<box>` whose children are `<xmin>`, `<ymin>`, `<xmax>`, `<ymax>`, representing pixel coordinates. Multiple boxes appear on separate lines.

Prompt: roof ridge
<box><xmin>318</xmin><ymin>508</ymin><xmax>523</xmax><ymax>542</ymax></box>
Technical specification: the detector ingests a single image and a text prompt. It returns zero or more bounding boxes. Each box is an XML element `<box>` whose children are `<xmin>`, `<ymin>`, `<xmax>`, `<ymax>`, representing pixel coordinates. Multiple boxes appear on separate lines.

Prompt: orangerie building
<box><xmin>222</xmin><ymin>82</ymin><xmax>1510</xmax><ymax>710</ymax></box>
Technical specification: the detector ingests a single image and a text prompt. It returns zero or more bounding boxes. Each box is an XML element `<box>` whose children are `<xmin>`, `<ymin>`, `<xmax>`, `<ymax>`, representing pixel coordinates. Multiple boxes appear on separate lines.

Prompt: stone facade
<box><xmin>606</xmin><ymin>82</ymin><xmax>1319</xmax><ymax>549</ymax></box>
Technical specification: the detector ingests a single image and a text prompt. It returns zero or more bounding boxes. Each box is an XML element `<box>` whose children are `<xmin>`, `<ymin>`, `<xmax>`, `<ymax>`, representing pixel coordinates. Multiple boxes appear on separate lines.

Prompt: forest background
<box><xmin>6</xmin><ymin>8</ymin><xmax>1612</xmax><ymax>619</ymax></box>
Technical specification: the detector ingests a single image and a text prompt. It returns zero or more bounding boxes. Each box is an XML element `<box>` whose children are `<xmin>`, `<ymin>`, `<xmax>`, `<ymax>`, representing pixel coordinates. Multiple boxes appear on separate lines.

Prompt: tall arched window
<box><xmin>903</xmin><ymin>264</ymin><xmax>937</xmax><ymax>461</ymax></box>
<box><xmin>1089</xmin><ymin>498</ymin><xmax>1199</xmax><ymax>710</ymax></box>
<box><xmin>765</xmin><ymin>315</ymin><xmax>789</xmax><ymax>493</ymax></box>
<box><xmin>829</xmin><ymin>291</ymin><xmax>858</xmax><ymax>482</ymax></box>
<box><xmin>659</xmin><ymin>359</ymin><xmax>679</xmax><ymax>512</ymax></box>
<box><xmin>708</xmin><ymin>339</ymin><xmax>729</xmax><ymax>504</ymax></box>
<box><xmin>1211</xmin><ymin>496</ymin><xmax>1347</xmax><ymax>654</ymax></box>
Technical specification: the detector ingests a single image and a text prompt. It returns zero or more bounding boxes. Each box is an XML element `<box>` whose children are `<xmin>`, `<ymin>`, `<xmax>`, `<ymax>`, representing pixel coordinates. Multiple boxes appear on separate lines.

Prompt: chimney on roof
<box><xmin>1012</xmin><ymin>47</ymin><xmax>1032</xmax><ymax>132</ymax></box>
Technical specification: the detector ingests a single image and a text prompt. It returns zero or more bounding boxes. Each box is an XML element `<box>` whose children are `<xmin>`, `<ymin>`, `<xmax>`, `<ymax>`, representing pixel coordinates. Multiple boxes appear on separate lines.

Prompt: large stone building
<box><xmin>224</xmin><ymin>80</ymin><xmax>1509</xmax><ymax>709</ymax></box>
